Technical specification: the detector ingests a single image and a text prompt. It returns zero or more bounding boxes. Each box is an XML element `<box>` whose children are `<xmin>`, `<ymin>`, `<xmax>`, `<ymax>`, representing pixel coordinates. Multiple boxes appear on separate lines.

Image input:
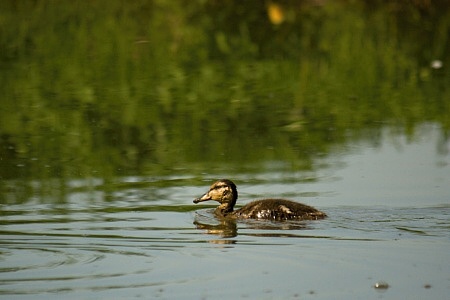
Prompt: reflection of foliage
<box><xmin>0</xmin><ymin>1</ymin><xmax>448</xmax><ymax>181</ymax></box>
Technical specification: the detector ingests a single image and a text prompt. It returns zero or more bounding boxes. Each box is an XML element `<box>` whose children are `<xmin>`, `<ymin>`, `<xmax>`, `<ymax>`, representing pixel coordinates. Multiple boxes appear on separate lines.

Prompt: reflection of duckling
<box><xmin>193</xmin><ymin>218</ymin><xmax>238</xmax><ymax>238</ymax></box>
<box><xmin>194</xmin><ymin>179</ymin><xmax>327</xmax><ymax>221</ymax></box>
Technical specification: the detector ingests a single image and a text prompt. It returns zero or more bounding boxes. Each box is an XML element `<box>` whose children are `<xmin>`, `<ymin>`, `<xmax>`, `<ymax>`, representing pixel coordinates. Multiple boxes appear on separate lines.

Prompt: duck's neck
<box><xmin>215</xmin><ymin>203</ymin><xmax>234</xmax><ymax>216</ymax></box>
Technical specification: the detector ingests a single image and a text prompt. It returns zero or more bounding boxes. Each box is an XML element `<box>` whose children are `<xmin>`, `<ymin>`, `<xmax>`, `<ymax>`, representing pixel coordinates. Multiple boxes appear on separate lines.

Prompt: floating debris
<box><xmin>373</xmin><ymin>281</ymin><xmax>390</xmax><ymax>291</ymax></box>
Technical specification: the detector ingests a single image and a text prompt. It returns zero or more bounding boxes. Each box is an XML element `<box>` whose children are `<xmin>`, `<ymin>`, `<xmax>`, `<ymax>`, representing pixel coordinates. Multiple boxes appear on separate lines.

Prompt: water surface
<box><xmin>1</xmin><ymin>124</ymin><xmax>449</xmax><ymax>299</ymax></box>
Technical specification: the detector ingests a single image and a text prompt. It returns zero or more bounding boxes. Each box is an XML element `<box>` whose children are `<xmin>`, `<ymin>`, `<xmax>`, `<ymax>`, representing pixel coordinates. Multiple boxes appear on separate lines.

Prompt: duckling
<box><xmin>193</xmin><ymin>179</ymin><xmax>326</xmax><ymax>221</ymax></box>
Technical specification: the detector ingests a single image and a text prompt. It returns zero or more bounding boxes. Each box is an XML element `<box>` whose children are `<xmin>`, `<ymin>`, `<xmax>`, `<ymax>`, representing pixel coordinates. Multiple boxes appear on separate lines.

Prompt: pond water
<box><xmin>1</xmin><ymin>123</ymin><xmax>449</xmax><ymax>300</ymax></box>
<box><xmin>1</xmin><ymin>1</ymin><xmax>449</xmax><ymax>299</ymax></box>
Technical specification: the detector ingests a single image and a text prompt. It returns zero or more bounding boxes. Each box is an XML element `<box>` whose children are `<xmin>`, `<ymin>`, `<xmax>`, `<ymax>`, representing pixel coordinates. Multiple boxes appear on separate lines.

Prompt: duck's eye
<box><xmin>223</xmin><ymin>189</ymin><xmax>231</xmax><ymax>196</ymax></box>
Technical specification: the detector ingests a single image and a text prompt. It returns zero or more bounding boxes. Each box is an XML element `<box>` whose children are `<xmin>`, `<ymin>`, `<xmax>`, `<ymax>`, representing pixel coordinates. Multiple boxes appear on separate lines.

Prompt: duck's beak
<box><xmin>193</xmin><ymin>192</ymin><xmax>212</xmax><ymax>204</ymax></box>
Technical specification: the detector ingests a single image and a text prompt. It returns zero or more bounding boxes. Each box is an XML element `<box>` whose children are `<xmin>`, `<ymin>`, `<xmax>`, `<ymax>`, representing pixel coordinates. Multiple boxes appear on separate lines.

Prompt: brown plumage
<box><xmin>193</xmin><ymin>179</ymin><xmax>327</xmax><ymax>221</ymax></box>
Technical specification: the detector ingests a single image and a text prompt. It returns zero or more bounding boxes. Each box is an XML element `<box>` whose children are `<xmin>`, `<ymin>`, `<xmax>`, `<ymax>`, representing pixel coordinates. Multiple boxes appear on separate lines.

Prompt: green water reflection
<box><xmin>0</xmin><ymin>1</ymin><xmax>448</xmax><ymax>191</ymax></box>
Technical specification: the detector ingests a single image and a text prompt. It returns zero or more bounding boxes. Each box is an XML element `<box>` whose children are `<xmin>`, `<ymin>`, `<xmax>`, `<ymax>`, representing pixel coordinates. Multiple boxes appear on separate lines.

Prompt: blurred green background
<box><xmin>0</xmin><ymin>0</ymin><xmax>448</xmax><ymax>184</ymax></box>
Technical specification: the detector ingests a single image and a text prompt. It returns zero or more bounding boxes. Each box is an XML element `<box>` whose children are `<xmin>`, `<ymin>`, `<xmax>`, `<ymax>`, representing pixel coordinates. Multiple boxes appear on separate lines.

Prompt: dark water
<box><xmin>1</xmin><ymin>1</ymin><xmax>449</xmax><ymax>299</ymax></box>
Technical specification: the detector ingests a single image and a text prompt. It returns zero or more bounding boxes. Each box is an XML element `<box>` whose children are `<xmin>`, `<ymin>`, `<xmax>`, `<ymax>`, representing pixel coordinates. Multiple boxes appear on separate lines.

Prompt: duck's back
<box><xmin>234</xmin><ymin>199</ymin><xmax>326</xmax><ymax>221</ymax></box>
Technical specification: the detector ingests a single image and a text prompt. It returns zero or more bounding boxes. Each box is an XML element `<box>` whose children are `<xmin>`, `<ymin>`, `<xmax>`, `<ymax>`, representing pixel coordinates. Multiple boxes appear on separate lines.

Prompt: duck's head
<box><xmin>193</xmin><ymin>179</ymin><xmax>238</xmax><ymax>212</ymax></box>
